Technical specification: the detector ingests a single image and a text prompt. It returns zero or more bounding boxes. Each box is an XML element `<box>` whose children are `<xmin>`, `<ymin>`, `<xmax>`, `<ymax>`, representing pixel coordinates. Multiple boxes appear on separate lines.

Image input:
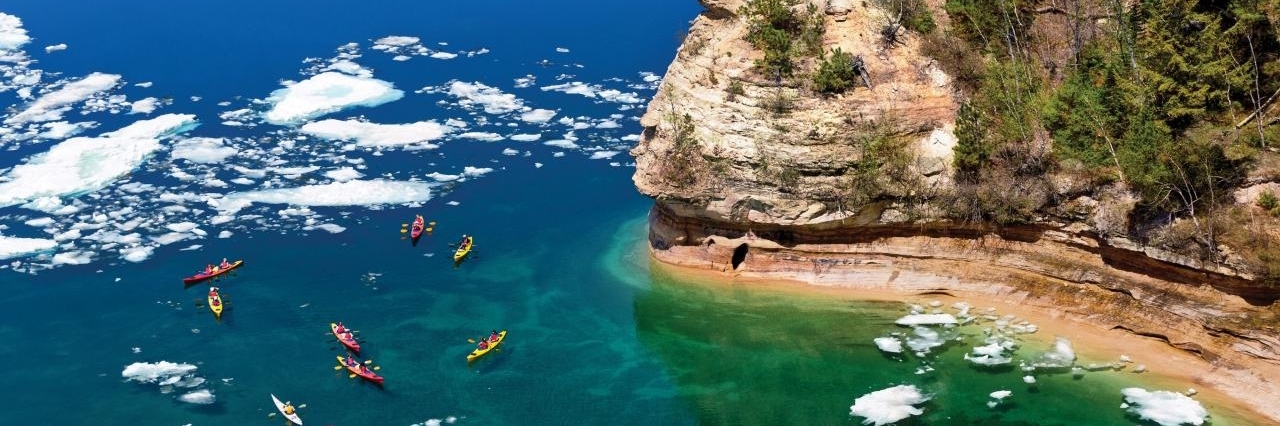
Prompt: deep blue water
<box><xmin>0</xmin><ymin>1</ymin><xmax>1267</xmax><ymax>425</ymax></box>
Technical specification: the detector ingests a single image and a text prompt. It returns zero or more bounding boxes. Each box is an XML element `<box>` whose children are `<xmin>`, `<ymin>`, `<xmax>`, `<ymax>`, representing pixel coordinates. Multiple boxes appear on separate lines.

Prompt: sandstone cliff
<box><xmin>631</xmin><ymin>0</ymin><xmax>1280</xmax><ymax>421</ymax></box>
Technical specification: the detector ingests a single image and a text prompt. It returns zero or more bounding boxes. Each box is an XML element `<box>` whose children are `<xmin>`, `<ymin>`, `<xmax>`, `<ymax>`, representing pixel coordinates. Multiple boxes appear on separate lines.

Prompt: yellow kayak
<box><xmin>453</xmin><ymin>236</ymin><xmax>473</xmax><ymax>262</ymax></box>
<box><xmin>467</xmin><ymin>330</ymin><xmax>506</xmax><ymax>362</ymax></box>
<box><xmin>208</xmin><ymin>287</ymin><xmax>223</xmax><ymax>319</ymax></box>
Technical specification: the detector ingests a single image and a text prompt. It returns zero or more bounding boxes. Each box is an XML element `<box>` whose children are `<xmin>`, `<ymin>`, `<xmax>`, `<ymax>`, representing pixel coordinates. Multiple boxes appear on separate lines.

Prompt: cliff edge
<box><xmin>632</xmin><ymin>0</ymin><xmax>1280</xmax><ymax>420</ymax></box>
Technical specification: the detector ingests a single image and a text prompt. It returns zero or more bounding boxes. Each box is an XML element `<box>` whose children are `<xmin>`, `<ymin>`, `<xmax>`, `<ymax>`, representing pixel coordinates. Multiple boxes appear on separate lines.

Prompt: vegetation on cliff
<box><xmin>934</xmin><ymin>0</ymin><xmax>1280</xmax><ymax>284</ymax></box>
<box><xmin>725</xmin><ymin>0</ymin><xmax>1280</xmax><ymax>286</ymax></box>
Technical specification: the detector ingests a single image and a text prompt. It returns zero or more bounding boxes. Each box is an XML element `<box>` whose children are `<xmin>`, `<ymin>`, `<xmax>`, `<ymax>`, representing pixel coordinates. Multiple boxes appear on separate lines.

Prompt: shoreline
<box><xmin>649</xmin><ymin>255</ymin><xmax>1280</xmax><ymax>425</ymax></box>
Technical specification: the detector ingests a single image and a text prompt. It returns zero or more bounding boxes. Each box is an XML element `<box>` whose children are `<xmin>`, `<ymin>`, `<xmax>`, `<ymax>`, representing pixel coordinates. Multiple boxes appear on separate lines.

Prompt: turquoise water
<box><xmin>0</xmin><ymin>1</ymin><xmax>1266</xmax><ymax>425</ymax></box>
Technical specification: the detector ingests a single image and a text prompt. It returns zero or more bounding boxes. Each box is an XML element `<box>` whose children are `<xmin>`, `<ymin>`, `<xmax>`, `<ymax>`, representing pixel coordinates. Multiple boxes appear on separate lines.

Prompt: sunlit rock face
<box><xmin>630</xmin><ymin>2</ymin><xmax>1280</xmax><ymax>422</ymax></box>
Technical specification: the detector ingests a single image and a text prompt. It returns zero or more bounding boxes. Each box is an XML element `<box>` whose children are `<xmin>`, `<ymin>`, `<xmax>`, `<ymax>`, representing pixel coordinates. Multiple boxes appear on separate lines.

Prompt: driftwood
<box><xmin>1235</xmin><ymin>86</ymin><xmax>1280</xmax><ymax>129</ymax></box>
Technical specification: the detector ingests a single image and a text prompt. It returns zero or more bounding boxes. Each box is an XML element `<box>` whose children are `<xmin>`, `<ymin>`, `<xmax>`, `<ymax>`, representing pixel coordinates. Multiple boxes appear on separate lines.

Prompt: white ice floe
<box><xmin>324</xmin><ymin>167</ymin><xmax>364</xmax><ymax>182</ymax></box>
<box><xmin>129</xmin><ymin>97</ymin><xmax>159</xmax><ymax>114</ymax></box>
<box><xmin>0</xmin><ymin>234</ymin><xmax>57</xmax><ymax>259</ymax></box>
<box><xmin>588</xmin><ymin>150</ymin><xmax>620</xmax><ymax>160</ymax></box>
<box><xmin>307</xmin><ymin>223</ymin><xmax>346</xmax><ymax>233</ymax></box>
<box><xmin>965</xmin><ymin>339</ymin><xmax>1016</xmax><ymax>366</ymax></box>
<box><xmin>0</xmin><ymin>114</ymin><xmax>198</xmax><ymax>208</ymax></box>
<box><xmin>300</xmin><ymin>118</ymin><xmax>449</xmax><ymax>148</ymax></box>
<box><xmin>849</xmin><ymin>385</ymin><xmax>931</xmax><ymax>426</ymax></box>
<box><xmin>990</xmin><ymin>390</ymin><xmax>1011</xmax><ymax>399</ymax></box>
<box><xmin>555</xmin><ymin>47</ymin><xmax>570</xmax><ymax>53</ymax></box>
<box><xmin>873</xmin><ymin>337</ymin><xmax>903</xmax><ymax>354</ymax></box>
<box><xmin>905</xmin><ymin>326</ymin><xmax>945</xmax><ymax>355</ymax></box>
<box><xmin>262</xmin><ymin>72</ymin><xmax>404</xmax><ymax>125</ymax></box>
<box><xmin>373</xmin><ymin>35</ymin><xmax>420</xmax><ymax>48</ymax></box>
<box><xmin>6</xmin><ymin>72</ymin><xmax>122</xmax><ymax>124</ymax></box>
<box><xmin>430</xmin><ymin>51</ymin><xmax>457</xmax><ymax>60</ymax></box>
<box><xmin>1121</xmin><ymin>388</ymin><xmax>1208</xmax><ymax>426</ymax></box>
<box><xmin>447</xmin><ymin>81</ymin><xmax>524</xmax><ymax>114</ymax></box>
<box><xmin>462</xmin><ymin>166</ymin><xmax>493</xmax><ymax>177</ymax></box>
<box><xmin>120</xmin><ymin>245</ymin><xmax>154</xmax><ymax>262</ymax></box>
<box><xmin>210</xmin><ymin>180</ymin><xmax>436</xmax><ymax>215</ymax></box>
<box><xmin>510</xmin><ymin>133</ymin><xmax>542</xmax><ymax>142</ymax></box>
<box><xmin>171</xmin><ymin>137</ymin><xmax>238</xmax><ymax>164</ymax></box>
<box><xmin>122</xmin><ymin>361</ymin><xmax>214</xmax><ymax>404</ymax></box>
<box><xmin>44</xmin><ymin>43</ymin><xmax>67</xmax><ymax>53</ymax></box>
<box><xmin>38</xmin><ymin>121</ymin><xmax>92</xmax><ymax>140</ymax></box>
<box><xmin>0</xmin><ymin>13</ymin><xmax>31</xmax><ymax>50</ymax></box>
<box><xmin>1033</xmin><ymin>337</ymin><xmax>1076</xmax><ymax>368</ymax></box>
<box><xmin>520</xmin><ymin>108</ymin><xmax>557</xmax><ymax>123</ymax></box>
<box><xmin>457</xmin><ymin>131</ymin><xmax>503</xmax><ymax>142</ymax></box>
<box><xmin>177</xmin><ymin>389</ymin><xmax>215</xmax><ymax>404</ymax></box>
<box><xmin>894</xmin><ymin>314</ymin><xmax>957</xmax><ymax>326</ymax></box>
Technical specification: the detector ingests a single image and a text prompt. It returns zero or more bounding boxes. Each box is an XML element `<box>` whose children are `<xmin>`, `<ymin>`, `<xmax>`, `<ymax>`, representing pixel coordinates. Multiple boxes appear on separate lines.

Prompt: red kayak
<box><xmin>410</xmin><ymin>215</ymin><xmax>425</xmax><ymax>240</ymax></box>
<box><xmin>330</xmin><ymin>323</ymin><xmax>360</xmax><ymax>353</ymax></box>
<box><xmin>337</xmin><ymin>356</ymin><xmax>384</xmax><ymax>385</ymax></box>
<box><xmin>183</xmin><ymin>260</ymin><xmax>244</xmax><ymax>284</ymax></box>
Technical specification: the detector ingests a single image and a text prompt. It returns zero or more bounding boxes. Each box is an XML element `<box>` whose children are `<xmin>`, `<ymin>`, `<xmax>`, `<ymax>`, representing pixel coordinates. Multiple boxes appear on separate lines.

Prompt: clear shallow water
<box><xmin>0</xmin><ymin>1</ymin><xmax>1265</xmax><ymax>425</ymax></box>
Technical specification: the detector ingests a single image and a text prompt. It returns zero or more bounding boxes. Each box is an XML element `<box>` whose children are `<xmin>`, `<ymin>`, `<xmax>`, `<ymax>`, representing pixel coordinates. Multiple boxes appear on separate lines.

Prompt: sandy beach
<box><xmin>650</xmin><ymin>258</ymin><xmax>1280</xmax><ymax>425</ymax></box>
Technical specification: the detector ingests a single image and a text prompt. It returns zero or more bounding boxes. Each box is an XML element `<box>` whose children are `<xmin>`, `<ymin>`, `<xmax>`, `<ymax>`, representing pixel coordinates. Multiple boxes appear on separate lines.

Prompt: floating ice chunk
<box><xmin>463</xmin><ymin>166</ymin><xmax>493</xmax><ymax>177</ymax></box>
<box><xmin>44</xmin><ymin>43</ymin><xmax>67</xmax><ymax>53</ymax></box>
<box><xmin>555</xmin><ymin>47</ymin><xmax>570</xmax><ymax>53</ymax></box>
<box><xmin>307</xmin><ymin>223</ymin><xmax>346</xmax><ymax>233</ymax></box>
<box><xmin>1119</xmin><ymin>354</ymin><xmax>1131</xmax><ymax>363</ymax></box>
<box><xmin>430</xmin><ymin>51</ymin><xmax>457</xmax><ymax>60</ymax></box>
<box><xmin>300</xmin><ymin>118</ymin><xmax>448</xmax><ymax>147</ymax></box>
<box><xmin>373</xmin><ymin>35</ymin><xmax>420</xmax><ymax>47</ymax></box>
<box><xmin>446</xmin><ymin>81</ymin><xmax>525</xmax><ymax>114</ymax></box>
<box><xmin>324</xmin><ymin>167</ymin><xmax>364</xmax><ymax>182</ymax></box>
<box><xmin>6</xmin><ymin>72</ymin><xmax>122</xmax><ymax>124</ymax></box>
<box><xmin>501</xmin><ymin>148</ymin><xmax>520</xmax><ymax>156</ymax></box>
<box><xmin>1022</xmin><ymin>375</ymin><xmax>1036</xmax><ymax>384</ymax></box>
<box><xmin>544</xmin><ymin>139</ymin><xmax>579</xmax><ymax>149</ymax></box>
<box><xmin>171</xmin><ymin>137</ymin><xmax>238</xmax><ymax>164</ymax></box>
<box><xmin>894</xmin><ymin>314</ymin><xmax>957</xmax><ymax>326</ymax></box>
<box><xmin>177</xmin><ymin>389</ymin><xmax>215</xmax><ymax>404</ymax></box>
<box><xmin>990</xmin><ymin>390</ymin><xmax>1011</xmax><ymax>399</ymax></box>
<box><xmin>589</xmin><ymin>151</ymin><xmax>620</xmax><ymax>160</ymax></box>
<box><xmin>0</xmin><ymin>13</ymin><xmax>32</xmax><ymax>50</ymax></box>
<box><xmin>873</xmin><ymin>337</ymin><xmax>903</xmax><ymax>354</ymax></box>
<box><xmin>0</xmin><ymin>114</ymin><xmax>198</xmax><ymax>208</ymax></box>
<box><xmin>38</xmin><ymin>121</ymin><xmax>90</xmax><ymax>140</ymax></box>
<box><xmin>0</xmin><ymin>234</ymin><xmax>57</xmax><ymax>259</ymax></box>
<box><xmin>122</xmin><ymin>361</ymin><xmax>198</xmax><ymax>384</ymax></box>
<box><xmin>965</xmin><ymin>340</ymin><xmax>1014</xmax><ymax>366</ymax></box>
<box><xmin>1134</xmin><ymin>364</ymin><xmax>1147</xmax><ymax>373</ymax></box>
<box><xmin>262</xmin><ymin>72</ymin><xmax>404</xmax><ymax>125</ymax></box>
<box><xmin>849</xmin><ymin>385</ymin><xmax>931</xmax><ymax>426</ymax></box>
<box><xmin>1120</xmin><ymin>388</ymin><xmax>1208</xmax><ymax>426</ymax></box>
<box><xmin>1033</xmin><ymin>337</ymin><xmax>1075</xmax><ymax>368</ymax></box>
<box><xmin>520</xmin><ymin>109</ymin><xmax>557</xmax><ymax>123</ymax></box>
<box><xmin>457</xmin><ymin>131</ymin><xmax>503</xmax><ymax>142</ymax></box>
<box><xmin>212</xmin><ymin>180</ymin><xmax>435</xmax><ymax>215</ymax></box>
<box><xmin>129</xmin><ymin>97</ymin><xmax>159</xmax><ymax>114</ymax></box>
<box><xmin>905</xmin><ymin>327</ymin><xmax>944</xmax><ymax>354</ymax></box>
<box><xmin>510</xmin><ymin>133</ymin><xmax>542</xmax><ymax>142</ymax></box>
<box><xmin>52</xmin><ymin>250</ymin><xmax>92</xmax><ymax>265</ymax></box>
<box><xmin>120</xmin><ymin>245</ymin><xmax>154</xmax><ymax>262</ymax></box>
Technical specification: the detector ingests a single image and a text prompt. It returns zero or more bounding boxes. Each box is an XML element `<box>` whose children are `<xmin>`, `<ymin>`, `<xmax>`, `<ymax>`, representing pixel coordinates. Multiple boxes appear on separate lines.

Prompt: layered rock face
<box><xmin>631</xmin><ymin>0</ymin><xmax>1279</xmax><ymax>419</ymax></box>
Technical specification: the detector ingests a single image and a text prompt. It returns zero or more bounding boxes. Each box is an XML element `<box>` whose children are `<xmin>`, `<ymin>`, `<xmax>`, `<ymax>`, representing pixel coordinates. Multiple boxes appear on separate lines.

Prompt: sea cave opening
<box><xmin>731</xmin><ymin>243</ymin><xmax>749</xmax><ymax>270</ymax></box>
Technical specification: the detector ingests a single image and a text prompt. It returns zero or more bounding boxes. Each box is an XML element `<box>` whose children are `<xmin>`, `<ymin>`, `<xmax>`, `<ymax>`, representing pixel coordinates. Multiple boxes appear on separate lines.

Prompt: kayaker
<box><xmin>220</xmin><ymin>258</ymin><xmax>230</xmax><ymax>268</ymax></box>
<box><xmin>205</xmin><ymin>265</ymin><xmax>213</xmax><ymax>274</ymax></box>
<box><xmin>335</xmin><ymin>322</ymin><xmax>346</xmax><ymax>333</ymax></box>
<box><xmin>489</xmin><ymin>330</ymin><xmax>500</xmax><ymax>342</ymax></box>
<box><xmin>459</xmin><ymin>234</ymin><xmax>468</xmax><ymax>246</ymax></box>
<box><xmin>477</xmin><ymin>339</ymin><xmax>489</xmax><ymax>350</ymax></box>
<box><xmin>284</xmin><ymin>402</ymin><xmax>295</xmax><ymax>415</ymax></box>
